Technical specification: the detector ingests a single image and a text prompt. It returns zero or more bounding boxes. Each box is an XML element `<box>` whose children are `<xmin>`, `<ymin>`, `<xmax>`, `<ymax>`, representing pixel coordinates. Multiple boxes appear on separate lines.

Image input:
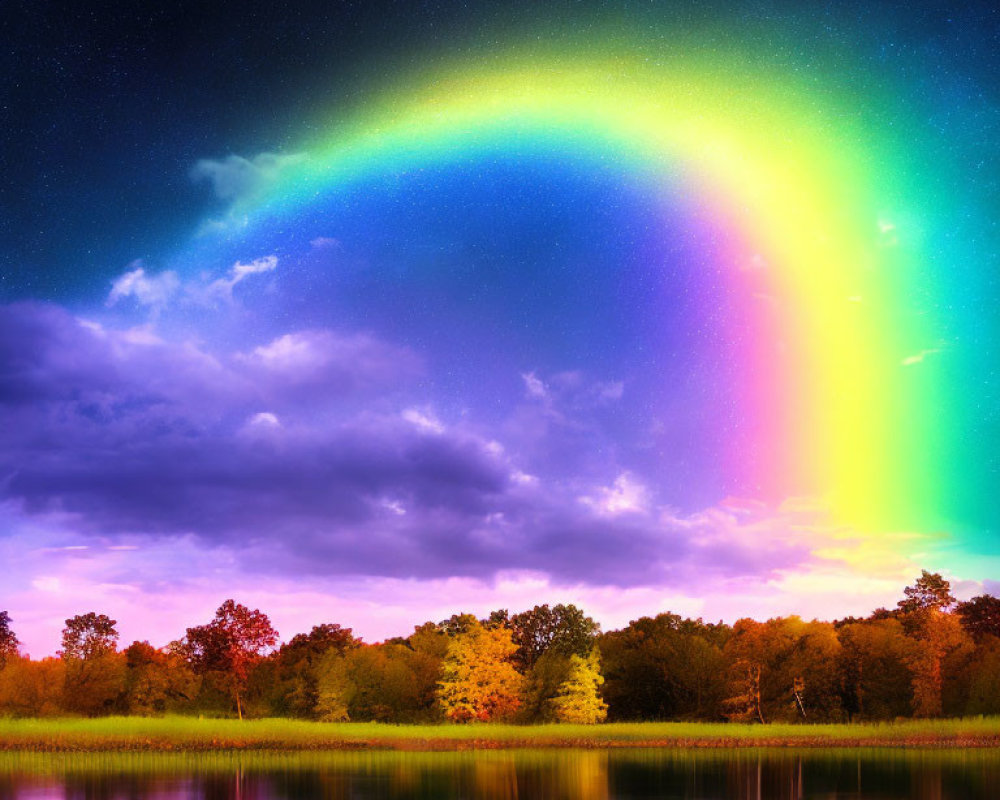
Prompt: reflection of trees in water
<box><xmin>3</xmin><ymin>750</ymin><xmax>998</xmax><ymax>800</ymax></box>
<box><xmin>472</xmin><ymin>757</ymin><xmax>519</xmax><ymax>800</ymax></box>
<box><xmin>476</xmin><ymin>751</ymin><xmax>609</xmax><ymax>800</ymax></box>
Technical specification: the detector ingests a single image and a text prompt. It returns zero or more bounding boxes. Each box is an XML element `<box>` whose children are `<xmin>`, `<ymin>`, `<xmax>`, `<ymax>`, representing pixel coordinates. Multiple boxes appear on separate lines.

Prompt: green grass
<box><xmin>1</xmin><ymin>716</ymin><xmax>999</xmax><ymax>751</ymax></box>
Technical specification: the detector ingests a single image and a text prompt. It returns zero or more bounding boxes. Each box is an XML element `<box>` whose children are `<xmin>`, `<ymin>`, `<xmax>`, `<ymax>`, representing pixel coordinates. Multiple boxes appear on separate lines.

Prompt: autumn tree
<box><xmin>962</xmin><ymin>636</ymin><xmax>1000</xmax><ymax>715</ymax></box>
<box><xmin>0</xmin><ymin>611</ymin><xmax>19</xmax><ymax>668</ymax></box>
<box><xmin>600</xmin><ymin>614</ymin><xmax>729</xmax><ymax>721</ymax></box>
<box><xmin>437</xmin><ymin>620</ymin><xmax>524</xmax><ymax>722</ymax></box>
<box><xmin>437</xmin><ymin>613</ymin><xmax>481</xmax><ymax>637</ymax></box>
<box><xmin>897</xmin><ymin>571</ymin><xmax>957</xmax><ymax>614</ymax></box>
<box><xmin>500</xmin><ymin>604</ymin><xmax>600</xmax><ymax>672</ymax></box>
<box><xmin>891</xmin><ymin>572</ymin><xmax>970</xmax><ymax>717</ymax></box>
<box><xmin>723</xmin><ymin>617</ymin><xmax>843</xmax><ymax>723</ymax></box>
<box><xmin>905</xmin><ymin>609</ymin><xmax>970</xmax><ymax>717</ymax></box>
<box><xmin>314</xmin><ymin>641</ymin><xmax>442</xmax><ymax>722</ymax></box>
<box><xmin>837</xmin><ymin>618</ymin><xmax>914</xmax><ymax>720</ymax></box>
<box><xmin>60</xmin><ymin>613</ymin><xmax>125</xmax><ymax>716</ymax></box>
<box><xmin>182</xmin><ymin>600</ymin><xmax>278</xmax><ymax>719</ymax></box>
<box><xmin>783</xmin><ymin>620</ymin><xmax>844</xmax><ymax>721</ymax></box>
<box><xmin>61</xmin><ymin>612</ymin><xmax>118</xmax><ymax>659</ymax></box>
<box><xmin>272</xmin><ymin>623</ymin><xmax>359</xmax><ymax>717</ymax></box>
<box><xmin>409</xmin><ymin>622</ymin><xmax>451</xmax><ymax>659</ymax></box>
<box><xmin>123</xmin><ymin>641</ymin><xmax>199</xmax><ymax>715</ymax></box>
<box><xmin>548</xmin><ymin>649</ymin><xmax>608</xmax><ymax>724</ymax></box>
<box><xmin>0</xmin><ymin>657</ymin><xmax>66</xmax><ymax>717</ymax></box>
<box><xmin>956</xmin><ymin>594</ymin><xmax>1000</xmax><ymax>641</ymax></box>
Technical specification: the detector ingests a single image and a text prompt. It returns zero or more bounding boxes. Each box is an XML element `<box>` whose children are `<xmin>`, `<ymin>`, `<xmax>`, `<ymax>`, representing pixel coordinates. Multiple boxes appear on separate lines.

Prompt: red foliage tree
<box><xmin>182</xmin><ymin>600</ymin><xmax>278</xmax><ymax>719</ymax></box>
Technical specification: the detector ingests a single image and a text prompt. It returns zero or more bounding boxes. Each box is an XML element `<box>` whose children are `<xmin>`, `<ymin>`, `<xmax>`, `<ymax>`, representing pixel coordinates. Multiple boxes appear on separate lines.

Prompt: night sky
<box><xmin>2</xmin><ymin>1</ymin><xmax>998</xmax><ymax>656</ymax></box>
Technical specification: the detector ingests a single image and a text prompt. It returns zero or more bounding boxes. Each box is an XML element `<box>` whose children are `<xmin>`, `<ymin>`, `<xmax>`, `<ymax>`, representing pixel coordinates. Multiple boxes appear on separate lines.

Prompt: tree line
<box><xmin>1</xmin><ymin>572</ymin><xmax>998</xmax><ymax>722</ymax></box>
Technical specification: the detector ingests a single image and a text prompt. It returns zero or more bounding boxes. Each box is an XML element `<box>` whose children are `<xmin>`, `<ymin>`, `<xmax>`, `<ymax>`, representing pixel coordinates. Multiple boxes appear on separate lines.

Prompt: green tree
<box><xmin>314</xmin><ymin>641</ymin><xmax>442</xmax><ymax>722</ymax></box>
<box><xmin>271</xmin><ymin>623</ymin><xmax>359</xmax><ymax>717</ymax></box>
<box><xmin>437</xmin><ymin>620</ymin><xmax>523</xmax><ymax>722</ymax></box>
<box><xmin>182</xmin><ymin>599</ymin><xmax>278</xmax><ymax>719</ymax></box>
<box><xmin>502</xmin><ymin>604</ymin><xmax>600</xmax><ymax>672</ymax></box>
<box><xmin>548</xmin><ymin>649</ymin><xmax>607</xmax><ymax>724</ymax></box>
<box><xmin>521</xmin><ymin>650</ymin><xmax>572</xmax><ymax>722</ymax></box>
<box><xmin>600</xmin><ymin>613</ymin><xmax>728</xmax><ymax>721</ymax></box>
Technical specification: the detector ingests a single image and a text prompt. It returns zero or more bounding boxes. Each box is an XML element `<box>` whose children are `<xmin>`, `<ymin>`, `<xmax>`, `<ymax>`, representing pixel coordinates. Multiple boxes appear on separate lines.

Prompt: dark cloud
<box><xmin>0</xmin><ymin>301</ymin><xmax>821</xmax><ymax>588</ymax></box>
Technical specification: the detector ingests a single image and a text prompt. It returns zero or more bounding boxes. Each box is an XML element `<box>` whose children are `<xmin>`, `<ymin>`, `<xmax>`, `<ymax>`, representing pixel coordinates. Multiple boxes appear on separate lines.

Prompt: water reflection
<box><xmin>1</xmin><ymin>748</ymin><xmax>998</xmax><ymax>800</ymax></box>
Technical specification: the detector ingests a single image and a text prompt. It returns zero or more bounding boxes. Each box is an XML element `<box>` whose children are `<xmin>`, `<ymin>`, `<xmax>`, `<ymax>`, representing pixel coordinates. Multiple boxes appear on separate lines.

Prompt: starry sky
<box><xmin>2</xmin><ymin>1</ymin><xmax>998</xmax><ymax>656</ymax></box>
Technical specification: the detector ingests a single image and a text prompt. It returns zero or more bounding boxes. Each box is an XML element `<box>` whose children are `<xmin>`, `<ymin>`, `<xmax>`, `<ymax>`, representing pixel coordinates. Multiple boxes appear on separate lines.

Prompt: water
<box><xmin>1</xmin><ymin>749</ymin><xmax>998</xmax><ymax>799</ymax></box>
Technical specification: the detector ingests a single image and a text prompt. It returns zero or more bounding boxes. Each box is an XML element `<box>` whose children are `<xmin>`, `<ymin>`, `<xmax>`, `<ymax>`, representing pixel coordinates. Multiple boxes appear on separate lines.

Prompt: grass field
<box><xmin>1</xmin><ymin>716</ymin><xmax>999</xmax><ymax>751</ymax></box>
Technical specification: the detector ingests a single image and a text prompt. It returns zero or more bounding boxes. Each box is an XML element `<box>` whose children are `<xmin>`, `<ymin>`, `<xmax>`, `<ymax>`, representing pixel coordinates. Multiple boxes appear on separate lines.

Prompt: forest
<box><xmin>1</xmin><ymin>571</ymin><xmax>998</xmax><ymax>724</ymax></box>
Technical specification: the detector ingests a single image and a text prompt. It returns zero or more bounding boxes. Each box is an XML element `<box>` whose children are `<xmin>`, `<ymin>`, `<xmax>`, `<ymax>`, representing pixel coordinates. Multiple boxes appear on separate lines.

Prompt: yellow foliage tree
<box><xmin>549</xmin><ymin>649</ymin><xmax>607</xmax><ymax>724</ymax></box>
<box><xmin>437</xmin><ymin>620</ymin><xmax>523</xmax><ymax>722</ymax></box>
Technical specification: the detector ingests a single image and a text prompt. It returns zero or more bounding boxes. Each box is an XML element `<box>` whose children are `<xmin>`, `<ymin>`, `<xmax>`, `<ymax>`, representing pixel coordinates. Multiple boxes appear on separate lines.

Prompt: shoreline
<box><xmin>2</xmin><ymin>718</ymin><xmax>999</xmax><ymax>752</ymax></box>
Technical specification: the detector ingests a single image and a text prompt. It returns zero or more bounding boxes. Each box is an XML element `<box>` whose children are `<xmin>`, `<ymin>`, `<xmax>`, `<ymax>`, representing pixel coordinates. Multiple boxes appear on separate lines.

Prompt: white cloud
<box><xmin>381</xmin><ymin>499</ymin><xmax>407</xmax><ymax>516</ymax></box>
<box><xmin>582</xmin><ymin>472</ymin><xmax>649</xmax><ymax>515</ymax></box>
<box><xmin>244</xmin><ymin>330</ymin><xmax>317</xmax><ymax>370</ymax></box>
<box><xmin>402</xmin><ymin>407</ymin><xmax>445</xmax><ymax>435</ymax></box>
<box><xmin>107</xmin><ymin>263</ymin><xmax>180</xmax><ymax>311</ymax></box>
<box><xmin>195</xmin><ymin>255</ymin><xmax>278</xmax><ymax>305</ymax></box>
<box><xmin>511</xmin><ymin>470</ymin><xmax>538</xmax><ymax>486</ymax></box>
<box><xmin>310</xmin><ymin>237</ymin><xmax>340</xmax><ymax>250</ymax></box>
<box><xmin>106</xmin><ymin>256</ymin><xmax>278</xmax><ymax>314</ymax></box>
<box><xmin>190</xmin><ymin>152</ymin><xmax>307</xmax><ymax>202</ymax></box>
<box><xmin>521</xmin><ymin>371</ymin><xmax>548</xmax><ymax>399</ymax></box>
<box><xmin>248</xmin><ymin>412</ymin><xmax>281</xmax><ymax>428</ymax></box>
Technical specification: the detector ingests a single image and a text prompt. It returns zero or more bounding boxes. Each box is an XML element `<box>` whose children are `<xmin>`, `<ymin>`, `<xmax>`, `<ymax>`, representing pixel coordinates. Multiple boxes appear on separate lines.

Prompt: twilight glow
<box><xmin>1</xmin><ymin>8</ymin><xmax>998</xmax><ymax>656</ymax></box>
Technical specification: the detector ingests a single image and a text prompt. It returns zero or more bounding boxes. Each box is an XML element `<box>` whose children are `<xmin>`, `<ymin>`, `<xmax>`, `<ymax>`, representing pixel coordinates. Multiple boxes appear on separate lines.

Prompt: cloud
<box><xmin>190</xmin><ymin>152</ymin><xmax>307</xmax><ymax>202</ymax></box>
<box><xmin>521</xmin><ymin>371</ymin><xmax>548</xmax><ymax>399</ymax></box>
<box><xmin>521</xmin><ymin>369</ymin><xmax>624</xmax><ymax>407</ymax></box>
<box><xmin>581</xmin><ymin>473</ymin><xmax>649</xmax><ymax>515</ymax></box>
<box><xmin>107</xmin><ymin>262</ymin><xmax>180</xmax><ymax>311</ymax></box>
<box><xmin>238</xmin><ymin>329</ymin><xmax>422</xmax><ymax>397</ymax></box>
<box><xmin>0</xmin><ymin>301</ymin><xmax>939</xmax><ymax>618</ymax></box>
<box><xmin>194</xmin><ymin>255</ymin><xmax>278</xmax><ymax>305</ymax></box>
<box><xmin>106</xmin><ymin>256</ymin><xmax>279</xmax><ymax>315</ymax></box>
<box><xmin>402</xmin><ymin>407</ymin><xmax>445</xmax><ymax>435</ymax></box>
<box><xmin>901</xmin><ymin>346</ymin><xmax>943</xmax><ymax>367</ymax></box>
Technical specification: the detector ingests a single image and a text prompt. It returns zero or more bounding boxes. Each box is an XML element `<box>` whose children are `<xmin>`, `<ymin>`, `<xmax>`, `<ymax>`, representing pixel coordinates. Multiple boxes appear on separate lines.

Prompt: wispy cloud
<box><xmin>107</xmin><ymin>262</ymin><xmax>180</xmax><ymax>312</ymax></box>
<box><xmin>107</xmin><ymin>255</ymin><xmax>279</xmax><ymax>313</ymax></box>
<box><xmin>194</xmin><ymin>255</ymin><xmax>278</xmax><ymax>305</ymax></box>
<box><xmin>901</xmin><ymin>345</ymin><xmax>944</xmax><ymax>366</ymax></box>
<box><xmin>190</xmin><ymin>152</ymin><xmax>307</xmax><ymax>202</ymax></box>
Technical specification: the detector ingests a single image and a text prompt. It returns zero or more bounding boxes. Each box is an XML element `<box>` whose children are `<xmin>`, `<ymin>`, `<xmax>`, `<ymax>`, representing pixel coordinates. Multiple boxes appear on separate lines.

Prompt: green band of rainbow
<box><xmin>199</xmin><ymin>54</ymin><xmax>952</xmax><ymax>543</ymax></box>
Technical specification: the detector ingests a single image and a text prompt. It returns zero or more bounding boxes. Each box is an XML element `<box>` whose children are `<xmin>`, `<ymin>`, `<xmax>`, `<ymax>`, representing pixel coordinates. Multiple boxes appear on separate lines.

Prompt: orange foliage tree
<box><xmin>437</xmin><ymin>620</ymin><xmax>524</xmax><ymax>722</ymax></box>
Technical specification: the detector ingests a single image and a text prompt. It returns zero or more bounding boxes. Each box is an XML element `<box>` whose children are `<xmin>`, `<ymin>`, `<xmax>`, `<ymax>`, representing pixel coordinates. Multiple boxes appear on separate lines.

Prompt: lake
<box><xmin>1</xmin><ymin>749</ymin><xmax>997</xmax><ymax>799</ymax></box>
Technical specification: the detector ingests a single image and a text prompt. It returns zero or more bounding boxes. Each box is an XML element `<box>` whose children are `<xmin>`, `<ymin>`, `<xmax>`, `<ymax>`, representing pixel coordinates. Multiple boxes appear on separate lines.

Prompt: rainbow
<box><xmin>187</xmin><ymin>52</ymin><xmax>958</xmax><ymax>544</ymax></box>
